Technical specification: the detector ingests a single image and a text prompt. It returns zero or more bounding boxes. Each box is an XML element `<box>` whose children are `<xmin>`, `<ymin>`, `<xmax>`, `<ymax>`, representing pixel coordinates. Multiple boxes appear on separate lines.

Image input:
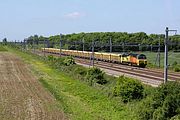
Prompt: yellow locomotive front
<box><xmin>136</xmin><ymin>54</ymin><xmax>147</xmax><ymax>67</ymax></box>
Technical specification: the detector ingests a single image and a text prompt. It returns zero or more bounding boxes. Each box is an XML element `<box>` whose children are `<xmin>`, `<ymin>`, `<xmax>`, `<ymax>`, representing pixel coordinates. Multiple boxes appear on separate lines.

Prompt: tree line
<box><xmin>26</xmin><ymin>32</ymin><xmax>180</xmax><ymax>52</ymax></box>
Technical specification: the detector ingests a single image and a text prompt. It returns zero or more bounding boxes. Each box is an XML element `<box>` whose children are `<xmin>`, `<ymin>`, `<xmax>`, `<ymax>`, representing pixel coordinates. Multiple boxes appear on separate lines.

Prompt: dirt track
<box><xmin>0</xmin><ymin>52</ymin><xmax>67</xmax><ymax>120</ymax></box>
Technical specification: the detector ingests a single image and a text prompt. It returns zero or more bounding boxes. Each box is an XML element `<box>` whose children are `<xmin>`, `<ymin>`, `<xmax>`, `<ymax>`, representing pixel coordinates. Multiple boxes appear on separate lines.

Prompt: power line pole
<box><xmin>123</xmin><ymin>42</ymin><xmax>125</xmax><ymax>52</ymax></box>
<box><xmin>90</xmin><ymin>41</ymin><xmax>95</xmax><ymax>67</ymax></box>
<box><xmin>158</xmin><ymin>37</ymin><xmax>161</xmax><ymax>68</ymax></box>
<box><xmin>155</xmin><ymin>37</ymin><xmax>161</xmax><ymax>68</ymax></box>
<box><xmin>23</xmin><ymin>39</ymin><xmax>26</xmax><ymax>51</ymax></box>
<box><xmin>43</xmin><ymin>39</ymin><xmax>45</xmax><ymax>57</ymax></box>
<box><xmin>59</xmin><ymin>34</ymin><xmax>62</xmax><ymax>57</ymax></box>
<box><xmin>83</xmin><ymin>37</ymin><xmax>85</xmax><ymax>51</ymax></box>
<box><xmin>164</xmin><ymin>27</ymin><xmax>177</xmax><ymax>84</ymax></box>
<box><xmin>110</xmin><ymin>37</ymin><xmax>112</xmax><ymax>53</ymax></box>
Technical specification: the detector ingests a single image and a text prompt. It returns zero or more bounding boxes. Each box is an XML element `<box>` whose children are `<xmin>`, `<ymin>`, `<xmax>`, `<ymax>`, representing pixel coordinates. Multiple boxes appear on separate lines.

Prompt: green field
<box><xmin>140</xmin><ymin>52</ymin><xmax>180</xmax><ymax>67</ymax></box>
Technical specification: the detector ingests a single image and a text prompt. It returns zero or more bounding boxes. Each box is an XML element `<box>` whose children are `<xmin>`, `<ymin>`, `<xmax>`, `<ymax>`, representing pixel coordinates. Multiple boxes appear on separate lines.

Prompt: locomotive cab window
<box><xmin>138</xmin><ymin>54</ymin><xmax>146</xmax><ymax>59</ymax></box>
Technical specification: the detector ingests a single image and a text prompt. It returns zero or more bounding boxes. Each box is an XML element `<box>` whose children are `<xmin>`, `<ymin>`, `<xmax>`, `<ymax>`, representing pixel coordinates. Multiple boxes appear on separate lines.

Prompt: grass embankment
<box><xmin>7</xmin><ymin>47</ymin><xmax>139</xmax><ymax>120</ymax></box>
<box><xmin>6</xmin><ymin>47</ymin><xmax>180</xmax><ymax>120</ymax></box>
<box><xmin>0</xmin><ymin>45</ymin><xmax>8</xmax><ymax>51</ymax></box>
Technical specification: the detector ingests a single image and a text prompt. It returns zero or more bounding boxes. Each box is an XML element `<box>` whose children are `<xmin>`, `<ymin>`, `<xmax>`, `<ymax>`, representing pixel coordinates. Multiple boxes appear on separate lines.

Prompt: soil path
<box><xmin>0</xmin><ymin>52</ymin><xmax>67</xmax><ymax>120</ymax></box>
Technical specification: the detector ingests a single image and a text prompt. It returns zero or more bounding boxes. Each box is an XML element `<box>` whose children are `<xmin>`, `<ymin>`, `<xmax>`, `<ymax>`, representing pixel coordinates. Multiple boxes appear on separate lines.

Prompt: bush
<box><xmin>137</xmin><ymin>97</ymin><xmax>155</xmax><ymax>120</ymax></box>
<box><xmin>63</xmin><ymin>56</ymin><xmax>75</xmax><ymax>66</ymax></box>
<box><xmin>74</xmin><ymin>66</ymin><xmax>87</xmax><ymax>77</ymax></box>
<box><xmin>86</xmin><ymin>67</ymin><xmax>107</xmax><ymax>86</ymax></box>
<box><xmin>174</xmin><ymin>67</ymin><xmax>180</xmax><ymax>72</ymax></box>
<box><xmin>47</xmin><ymin>55</ymin><xmax>55</xmax><ymax>61</ymax></box>
<box><xmin>113</xmin><ymin>76</ymin><xmax>144</xmax><ymax>103</ymax></box>
<box><xmin>170</xmin><ymin>115</ymin><xmax>180</xmax><ymax>120</ymax></box>
<box><xmin>172</xmin><ymin>61</ymin><xmax>178</xmax><ymax>67</ymax></box>
<box><xmin>137</xmin><ymin>81</ymin><xmax>180</xmax><ymax>120</ymax></box>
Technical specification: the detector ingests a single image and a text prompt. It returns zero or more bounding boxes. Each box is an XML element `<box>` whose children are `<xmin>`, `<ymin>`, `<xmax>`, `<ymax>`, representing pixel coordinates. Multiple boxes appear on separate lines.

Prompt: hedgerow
<box><xmin>85</xmin><ymin>67</ymin><xmax>107</xmax><ymax>86</ymax></box>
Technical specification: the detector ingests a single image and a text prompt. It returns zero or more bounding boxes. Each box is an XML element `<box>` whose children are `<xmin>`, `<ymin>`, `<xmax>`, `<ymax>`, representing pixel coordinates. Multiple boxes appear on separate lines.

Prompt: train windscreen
<box><xmin>138</xmin><ymin>54</ymin><xmax>147</xmax><ymax>59</ymax></box>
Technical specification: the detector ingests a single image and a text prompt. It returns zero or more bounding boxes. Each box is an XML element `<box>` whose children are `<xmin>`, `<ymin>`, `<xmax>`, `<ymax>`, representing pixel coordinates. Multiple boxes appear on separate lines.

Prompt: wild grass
<box><xmin>0</xmin><ymin>45</ymin><xmax>8</xmax><ymax>52</ymax></box>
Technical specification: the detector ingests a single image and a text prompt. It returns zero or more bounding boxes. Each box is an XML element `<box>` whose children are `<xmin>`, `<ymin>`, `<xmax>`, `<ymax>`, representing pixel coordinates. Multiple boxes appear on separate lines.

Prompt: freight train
<box><xmin>42</xmin><ymin>48</ymin><xmax>147</xmax><ymax>67</ymax></box>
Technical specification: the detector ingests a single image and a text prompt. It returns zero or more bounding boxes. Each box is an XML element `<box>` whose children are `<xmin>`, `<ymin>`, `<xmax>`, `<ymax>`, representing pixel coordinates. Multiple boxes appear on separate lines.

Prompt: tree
<box><xmin>2</xmin><ymin>38</ymin><xmax>7</xmax><ymax>45</ymax></box>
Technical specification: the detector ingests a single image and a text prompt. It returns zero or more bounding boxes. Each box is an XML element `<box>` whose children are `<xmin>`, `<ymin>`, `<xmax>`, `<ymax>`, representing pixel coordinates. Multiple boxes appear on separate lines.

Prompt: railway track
<box><xmin>88</xmin><ymin>60</ymin><xmax>180</xmax><ymax>80</ymax></box>
<box><xmin>33</xmin><ymin>50</ymin><xmax>180</xmax><ymax>86</ymax></box>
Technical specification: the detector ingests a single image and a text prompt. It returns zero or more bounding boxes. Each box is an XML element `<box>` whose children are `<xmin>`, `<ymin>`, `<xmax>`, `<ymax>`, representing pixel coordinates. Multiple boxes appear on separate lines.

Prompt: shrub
<box><xmin>137</xmin><ymin>97</ymin><xmax>154</xmax><ymax>120</ymax></box>
<box><xmin>137</xmin><ymin>81</ymin><xmax>180</xmax><ymax>120</ymax></box>
<box><xmin>86</xmin><ymin>67</ymin><xmax>107</xmax><ymax>86</ymax></box>
<box><xmin>172</xmin><ymin>61</ymin><xmax>178</xmax><ymax>67</ymax></box>
<box><xmin>170</xmin><ymin>115</ymin><xmax>180</xmax><ymax>120</ymax></box>
<box><xmin>74</xmin><ymin>66</ymin><xmax>87</xmax><ymax>77</ymax></box>
<box><xmin>47</xmin><ymin>55</ymin><xmax>55</xmax><ymax>61</ymax></box>
<box><xmin>174</xmin><ymin>67</ymin><xmax>180</xmax><ymax>72</ymax></box>
<box><xmin>113</xmin><ymin>76</ymin><xmax>144</xmax><ymax>103</ymax></box>
<box><xmin>63</xmin><ymin>56</ymin><xmax>75</xmax><ymax>66</ymax></box>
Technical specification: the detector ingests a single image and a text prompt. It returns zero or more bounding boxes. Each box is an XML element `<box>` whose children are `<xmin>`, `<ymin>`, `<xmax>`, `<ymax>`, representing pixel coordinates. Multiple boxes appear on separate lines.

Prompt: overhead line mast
<box><xmin>164</xmin><ymin>27</ymin><xmax>177</xmax><ymax>84</ymax></box>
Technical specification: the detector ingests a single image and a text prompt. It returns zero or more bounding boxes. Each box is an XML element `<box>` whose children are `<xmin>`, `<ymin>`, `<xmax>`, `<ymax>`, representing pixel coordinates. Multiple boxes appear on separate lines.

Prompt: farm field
<box><xmin>0</xmin><ymin>50</ymin><xmax>66</xmax><ymax>119</ymax></box>
<box><xmin>139</xmin><ymin>51</ymin><xmax>180</xmax><ymax>67</ymax></box>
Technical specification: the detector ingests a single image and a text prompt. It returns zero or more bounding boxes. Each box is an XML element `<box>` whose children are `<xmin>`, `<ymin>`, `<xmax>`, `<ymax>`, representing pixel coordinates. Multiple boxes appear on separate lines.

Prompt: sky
<box><xmin>0</xmin><ymin>0</ymin><xmax>179</xmax><ymax>41</ymax></box>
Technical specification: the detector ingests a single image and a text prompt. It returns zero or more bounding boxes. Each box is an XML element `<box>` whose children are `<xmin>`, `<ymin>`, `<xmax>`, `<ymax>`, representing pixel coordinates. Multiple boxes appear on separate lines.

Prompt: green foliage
<box><xmin>0</xmin><ymin>46</ymin><xmax>7</xmax><ymax>51</ymax></box>
<box><xmin>113</xmin><ymin>76</ymin><xmax>144</xmax><ymax>102</ymax></box>
<box><xmin>2</xmin><ymin>38</ymin><xmax>7</xmax><ymax>45</ymax></box>
<box><xmin>172</xmin><ymin>61</ymin><xmax>178</xmax><ymax>66</ymax></box>
<box><xmin>170</xmin><ymin>115</ymin><xmax>180</xmax><ymax>120</ymax></box>
<box><xmin>171</xmin><ymin>61</ymin><xmax>180</xmax><ymax>72</ymax></box>
<box><xmin>26</xmin><ymin>32</ymin><xmax>180</xmax><ymax>51</ymax></box>
<box><xmin>137</xmin><ymin>81</ymin><xmax>180</xmax><ymax>120</ymax></box>
<box><xmin>86</xmin><ymin>67</ymin><xmax>107</xmax><ymax>85</ymax></box>
<box><xmin>63</xmin><ymin>56</ymin><xmax>75</xmax><ymax>66</ymax></box>
<box><xmin>74</xmin><ymin>65</ymin><xmax>87</xmax><ymax>77</ymax></box>
<box><xmin>174</xmin><ymin>67</ymin><xmax>180</xmax><ymax>72</ymax></box>
<box><xmin>47</xmin><ymin>55</ymin><xmax>55</xmax><ymax>61</ymax></box>
<box><xmin>47</xmin><ymin>55</ymin><xmax>75</xmax><ymax>66</ymax></box>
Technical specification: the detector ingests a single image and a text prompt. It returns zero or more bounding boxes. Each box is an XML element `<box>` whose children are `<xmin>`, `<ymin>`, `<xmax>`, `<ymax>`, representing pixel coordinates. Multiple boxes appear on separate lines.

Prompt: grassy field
<box><xmin>7</xmin><ymin>47</ymin><xmax>142</xmax><ymax>120</ymax></box>
<box><xmin>138</xmin><ymin>51</ymin><xmax>180</xmax><ymax>68</ymax></box>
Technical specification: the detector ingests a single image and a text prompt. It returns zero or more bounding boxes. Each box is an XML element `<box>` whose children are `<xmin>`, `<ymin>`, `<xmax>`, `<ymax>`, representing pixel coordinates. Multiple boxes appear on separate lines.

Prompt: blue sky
<box><xmin>0</xmin><ymin>0</ymin><xmax>179</xmax><ymax>41</ymax></box>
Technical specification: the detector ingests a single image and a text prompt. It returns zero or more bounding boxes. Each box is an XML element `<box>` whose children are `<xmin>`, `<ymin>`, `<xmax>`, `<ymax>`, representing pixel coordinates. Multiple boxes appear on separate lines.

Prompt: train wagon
<box><xmin>42</xmin><ymin>48</ymin><xmax>147</xmax><ymax>67</ymax></box>
<box><xmin>120</xmin><ymin>53</ymin><xmax>131</xmax><ymax>64</ymax></box>
<box><xmin>102</xmin><ymin>53</ymin><xmax>111</xmax><ymax>62</ymax></box>
<box><xmin>94</xmin><ymin>52</ymin><xmax>103</xmax><ymax>61</ymax></box>
<box><xmin>111</xmin><ymin>54</ymin><xmax>121</xmax><ymax>63</ymax></box>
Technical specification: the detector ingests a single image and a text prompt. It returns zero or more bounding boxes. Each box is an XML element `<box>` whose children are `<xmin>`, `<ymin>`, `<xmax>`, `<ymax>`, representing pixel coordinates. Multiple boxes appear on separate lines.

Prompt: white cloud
<box><xmin>65</xmin><ymin>12</ymin><xmax>84</xmax><ymax>19</ymax></box>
